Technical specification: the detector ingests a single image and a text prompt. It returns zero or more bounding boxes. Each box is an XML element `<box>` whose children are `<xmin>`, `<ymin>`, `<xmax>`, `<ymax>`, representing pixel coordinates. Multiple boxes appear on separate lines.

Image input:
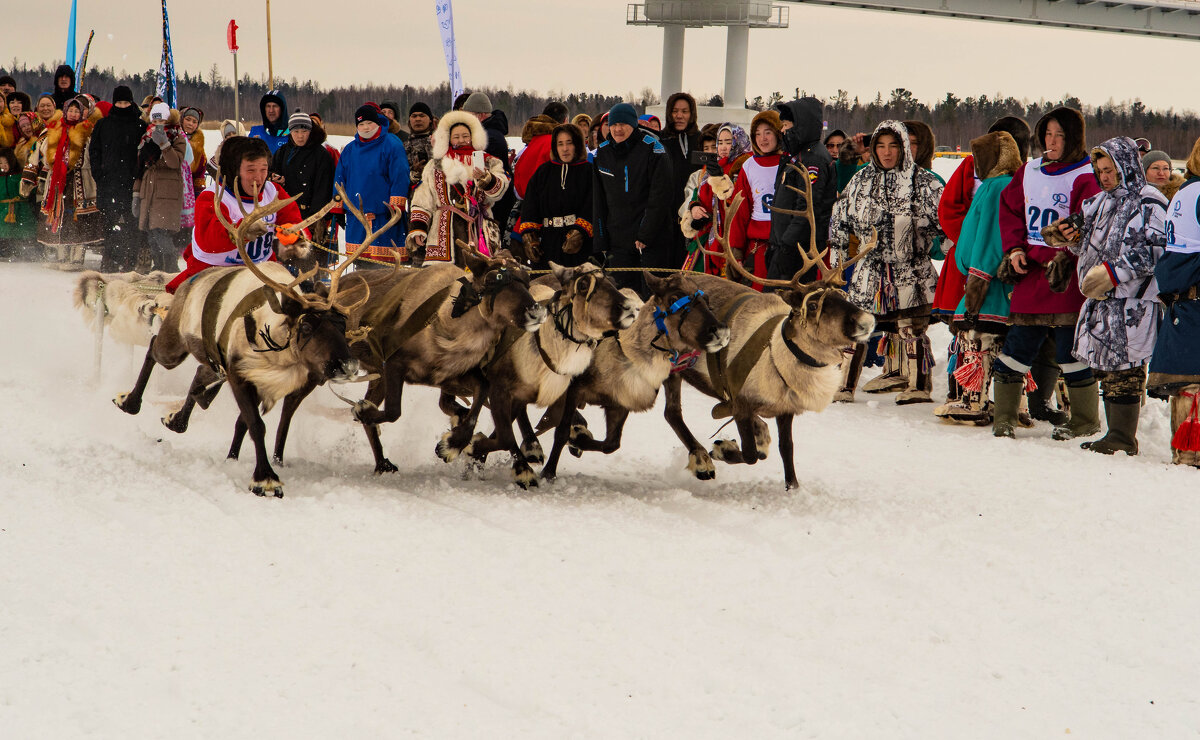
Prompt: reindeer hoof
<box><xmin>513</xmin><ymin>465</ymin><xmax>539</xmax><ymax>490</ymax></box>
<box><xmin>463</xmin><ymin>433</ymin><xmax>490</xmax><ymax>464</ymax></box>
<box><xmin>436</xmin><ymin>431</ymin><xmax>464</xmax><ymax>463</ymax></box>
<box><xmin>568</xmin><ymin>424</ymin><xmax>593</xmax><ymax>458</ymax></box>
<box><xmin>521</xmin><ymin>439</ymin><xmax>545</xmax><ymax>465</ymax></box>
<box><xmin>374</xmin><ymin>458</ymin><xmax>398</xmax><ymax>474</ymax></box>
<box><xmin>250</xmin><ymin>479</ymin><xmax>283</xmax><ymax>497</ymax></box>
<box><xmin>113</xmin><ymin>392</ymin><xmax>141</xmax><ymax>415</ymax></box>
<box><xmin>688</xmin><ymin>450</ymin><xmax>716</xmax><ymax>480</ymax></box>
<box><xmin>351</xmin><ymin>399</ymin><xmax>379</xmax><ymax>424</ymax></box>
<box><xmin>161</xmin><ymin>412</ymin><xmax>188</xmax><ymax>434</ymax></box>
<box><xmin>710</xmin><ymin>439</ymin><xmax>739</xmax><ymax>462</ymax></box>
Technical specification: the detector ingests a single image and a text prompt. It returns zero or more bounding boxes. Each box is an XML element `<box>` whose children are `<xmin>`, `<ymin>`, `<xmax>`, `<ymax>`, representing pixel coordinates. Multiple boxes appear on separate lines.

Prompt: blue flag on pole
<box><xmin>65</xmin><ymin>0</ymin><xmax>78</xmax><ymax>67</ymax></box>
<box><xmin>156</xmin><ymin>0</ymin><xmax>177</xmax><ymax>108</ymax></box>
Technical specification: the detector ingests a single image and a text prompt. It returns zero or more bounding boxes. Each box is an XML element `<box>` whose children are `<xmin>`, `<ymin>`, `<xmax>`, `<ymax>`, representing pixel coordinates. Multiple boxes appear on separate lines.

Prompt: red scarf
<box><xmin>42</xmin><ymin>117</ymin><xmax>76</xmax><ymax>230</ymax></box>
<box><xmin>445</xmin><ymin>144</ymin><xmax>476</xmax><ymax>166</ymax></box>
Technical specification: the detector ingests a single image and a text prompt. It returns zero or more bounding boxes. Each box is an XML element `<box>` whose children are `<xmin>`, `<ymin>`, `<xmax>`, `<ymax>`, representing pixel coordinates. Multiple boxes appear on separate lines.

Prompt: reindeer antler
<box><xmin>707</xmin><ymin>192</ymin><xmax>804</xmax><ymax>290</ymax></box>
<box><xmin>278</xmin><ymin>195</ymin><xmax>341</xmax><ymax>236</ymax></box>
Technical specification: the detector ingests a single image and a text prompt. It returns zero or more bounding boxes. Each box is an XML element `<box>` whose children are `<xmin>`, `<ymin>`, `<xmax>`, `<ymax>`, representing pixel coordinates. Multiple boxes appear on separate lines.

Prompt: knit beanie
<box><xmin>288</xmin><ymin>108</ymin><xmax>312</xmax><ymax>130</ymax></box>
<box><xmin>1142</xmin><ymin>150</ymin><xmax>1172</xmax><ymax>171</ymax></box>
<box><xmin>112</xmin><ymin>86</ymin><xmax>134</xmax><ymax>104</ymax></box>
<box><xmin>149</xmin><ymin>102</ymin><xmax>170</xmax><ymax>123</ymax></box>
<box><xmin>354</xmin><ymin>104</ymin><xmax>383</xmax><ymax>126</ymax></box>
<box><xmin>380</xmin><ymin>101</ymin><xmax>401</xmax><ymax>119</ymax></box>
<box><xmin>180</xmin><ymin>106</ymin><xmax>202</xmax><ymax>123</ymax></box>
<box><xmin>607</xmin><ymin>103</ymin><xmax>638</xmax><ymax>128</ymax></box>
<box><xmin>462</xmin><ymin>92</ymin><xmax>492</xmax><ymax>115</ymax></box>
<box><xmin>409</xmin><ymin>101</ymin><xmax>433</xmax><ymax>118</ymax></box>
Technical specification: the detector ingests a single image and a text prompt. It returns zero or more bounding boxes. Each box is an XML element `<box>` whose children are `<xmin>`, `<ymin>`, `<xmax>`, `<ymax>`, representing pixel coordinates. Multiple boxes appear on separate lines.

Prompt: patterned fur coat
<box><xmin>1069</xmin><ymin>136</ymin><xmax>1167</xmax><ymax>371</ymax></box>
<box><xmin>829</xmin><ymin>120</ymin><xmax>944</xmax><ymax>317</ymax></box>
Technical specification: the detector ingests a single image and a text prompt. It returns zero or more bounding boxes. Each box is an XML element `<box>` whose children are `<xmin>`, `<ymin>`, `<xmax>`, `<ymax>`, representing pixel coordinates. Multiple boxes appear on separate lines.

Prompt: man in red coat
<box><xmin>166</xmin><ymin>136</ymin><xmax>304</xmax><ymax>294</ymax></box>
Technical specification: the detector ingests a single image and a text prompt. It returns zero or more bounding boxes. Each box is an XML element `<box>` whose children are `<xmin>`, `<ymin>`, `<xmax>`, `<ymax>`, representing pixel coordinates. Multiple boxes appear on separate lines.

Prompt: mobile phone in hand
<box><xmin>472</xmin><ymin>150</ymin><xmax>485</xmax><ymax>172</ymax></box>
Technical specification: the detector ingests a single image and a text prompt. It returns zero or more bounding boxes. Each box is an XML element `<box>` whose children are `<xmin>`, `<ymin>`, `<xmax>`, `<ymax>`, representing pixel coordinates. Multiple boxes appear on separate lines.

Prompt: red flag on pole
<box><xmin>227</xmin><ymin>20</ymin><xmax>238</xmax><ymax>53</ymax></box>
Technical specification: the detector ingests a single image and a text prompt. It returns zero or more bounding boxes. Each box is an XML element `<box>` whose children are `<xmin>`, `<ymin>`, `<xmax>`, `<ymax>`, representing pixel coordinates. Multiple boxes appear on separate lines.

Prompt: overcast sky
<box><xmin>13</xmin><ymin>0</ymin><xmax>1197</xmax><ymax>113</ymax></box>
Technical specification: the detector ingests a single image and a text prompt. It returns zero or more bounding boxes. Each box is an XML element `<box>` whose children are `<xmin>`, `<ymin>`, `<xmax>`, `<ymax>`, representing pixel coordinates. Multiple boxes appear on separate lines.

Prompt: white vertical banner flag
<box><xmin>435</xmin><ymin>0</ymin><xmax>464</xmax><ymax>104</ymax></box>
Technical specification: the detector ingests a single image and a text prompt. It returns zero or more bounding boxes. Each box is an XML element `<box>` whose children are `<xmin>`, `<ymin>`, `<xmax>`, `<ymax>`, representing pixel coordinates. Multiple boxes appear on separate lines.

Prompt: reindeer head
<box><xmin>644</xmin><ymin>271</ymin><xmax>730</xmax><ymax>354</ymax></box>
<box><xmin>461</xmin><ymin>248</ymin><xmax>547</xmax><ymax>333</ymax></box>
<box><xmin>215</xmin><ymin>180</ymin><xmax>410</xmax><ymax>384</ymax></box>
<box><xmin>549</xmin><ymin>262</ymin><xmax>639</xmax><ymax>339</ymax></box>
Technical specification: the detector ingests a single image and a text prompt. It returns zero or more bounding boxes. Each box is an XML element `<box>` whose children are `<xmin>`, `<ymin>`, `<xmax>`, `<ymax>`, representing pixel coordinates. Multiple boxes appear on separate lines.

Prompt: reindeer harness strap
<box><xmin>364</xmin><ymin>282</ymin><xmax>455</xmax><ymax>364</ymax></box>
<box><xmin>779</xmin><ymin>321</ymin><xmax>831</xmax><ymax>369</ymax></box>
<box><xmin>705</xmin><ymin>294</ymin><xmax>787</xmax><ymax>418</ymax></box>
<box><xmin>651</xmin><ymin>290</ymin><xmax>705</xmax><ymax>372</ymax></box>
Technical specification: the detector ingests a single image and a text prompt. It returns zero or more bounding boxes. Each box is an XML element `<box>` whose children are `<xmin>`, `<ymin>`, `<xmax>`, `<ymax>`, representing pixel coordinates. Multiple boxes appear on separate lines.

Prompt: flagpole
<box><xmin>265</xmin><ymin>0</ymin><xmax>274</xmax><ymax>90</ymax></box>
<box><xmin>233</xmin><ymin>52</ymin><xmax>240</xmax><ymax>125</ymax></box>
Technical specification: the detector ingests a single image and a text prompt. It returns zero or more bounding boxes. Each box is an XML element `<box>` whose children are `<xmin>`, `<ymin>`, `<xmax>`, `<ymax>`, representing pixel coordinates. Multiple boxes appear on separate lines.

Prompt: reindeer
<box><xmin>536</xmin><ymin>270</ymin><xmax>730</xmax><ymax>481</ymax></box>
<box><xmin>443</xmin><ymin>261</ymin><xmax>639</xmax><ymax>488</ymax></box>
<box><xmin>330</xmin><ymin>224</ymin><xmax>549</xmax><ymax>475</ymax></box>
<box><xmin>112</xmin><ymin>182</ymin><xmax>377</xmax><ymax>497</ymax></box>
<box><xmin>664</xmin><ymin>173</ymin><xmax>877</xmax><ymax>490</ymax></box>
<box><xmin>74</xmin><ymin>270</ymin><xmax>175</xmax><ymax>347</ymax></box>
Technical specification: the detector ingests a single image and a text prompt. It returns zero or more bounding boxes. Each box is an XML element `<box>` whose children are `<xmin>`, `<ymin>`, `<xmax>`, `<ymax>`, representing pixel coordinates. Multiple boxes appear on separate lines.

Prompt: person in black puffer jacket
<box><xmin>89</xmin><ymin>85</ymin><xmax>146</xmax><ymax>271</ymax></box>
<box><xmin>269</xmin><ymin>110</ymin><xmax>334</xmax><ymax>260</ymax></box>
<box><xmin>592</xmin><ymin>103</ymin><xmax>675</xmax><ymax>296</ymax></box>
<box><xmin>767</xmin><ymin>97</ymin><xmax>837</xmax><ymax>283</ymax></box>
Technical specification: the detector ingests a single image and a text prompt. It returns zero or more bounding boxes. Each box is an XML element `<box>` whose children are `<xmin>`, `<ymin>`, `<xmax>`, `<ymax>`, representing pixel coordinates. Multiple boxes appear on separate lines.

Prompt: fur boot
<box><xmin>896</xmin><ymin>332</ymin><xmax>933</xmax><ymax>405</ymax></box>
<box><xmin>1169</xmin><ymin>385</ymin><xmax>1200</xmax><ymax>467</ymax></box>
<box><xmin>862</xmin><ymin>333</ymin><xmax>908</xmax><ymax>393</ymax></box>
<box><xmin>834</xmin><ymin>344</ymin><xmax>867</xmax><ymax>403</ymax></box>
<box><xmin>937</xmin><ymin>335</ymin><xmax>995</xmax><ymax>425</ymax></box>
<box><xmin>1051</xmin><ymin>380</ymin><xmax>1102</xmax><ymax>441</ymax></box>
<box><xmin>1081</xmin><ymin>400</ymin><xmax>1140</xmax><ymax>455</ymax></box>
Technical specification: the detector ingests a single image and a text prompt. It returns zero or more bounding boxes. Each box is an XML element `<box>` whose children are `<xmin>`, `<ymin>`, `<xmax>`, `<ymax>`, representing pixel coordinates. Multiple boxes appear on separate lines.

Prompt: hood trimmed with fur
<box><xmin>971</xmin><ymin>131</ymin><xmax>1023</xmax><ymax>180</ymax></box>
<box><xmin>433</xmin><ymin>110</ymin><xmax>488</xmax><ymax>159</ymax></box>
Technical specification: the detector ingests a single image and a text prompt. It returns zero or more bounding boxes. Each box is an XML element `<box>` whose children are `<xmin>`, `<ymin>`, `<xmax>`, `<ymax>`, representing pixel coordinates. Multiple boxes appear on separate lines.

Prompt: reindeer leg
<box><xmin>663</xmin><ymin>376</ymin><xmax>715</xmax><ymax>481</ymax></box>
<box><xmin>776</xmin><ymin>414</ymin><xmax>798</xmax><ymax>490</ymax></box>
<box><xmin>227</xmin><ymin>377</ymin><xmax>282</xmax><ymax>497</ymax></box>
<box><xmin>572</xmin><ymin>406</ymin><xmax>629</xmax><ymax>455</ymax></box>
<box><xmin>162</xmin><ymin>365</ymin><xmax>222</xmax><ymax>433</ymax></box>
<box><xmin>437</xmin><ymin>374</ymin><xmax>490</xmax><ymax>463</ymax></box>
<box><xmin>542</xmin><ymin>386</ymin><xmax>580</xmax><ymax>481</ymax></box>
<box><xmin>274</xmin><ymin>379</ymin><xmax>317</xmax><ymax>463</ymax></box>
<box><xmin>113</xmin><ymin>338</ymin><xmax>159</xmax><ymax>415</ymax></box>
<box><xmin>467</xmin><ymin>395</ymin><xmax>537</xmax><ymax>489</ymax></box>
<box><xmin>516</xmin><ymin>405</ymin><xmax>543</xmax><ymax>465</ymax></box>
<box><xmin>228</xmin><ymin>417</ymin><xmax>247</xmax><ymax>460</ymax></box>
<box><xmin>358</xmin><ymin>375</ymin><xmax>399</xmax><ymax>474</ymax></box>
<box><xmin>437</xmin><ymin>389</ymin><xmax>471</xmax><ymax>427</ymax></box>
<box><xmin>712</xmin><ymin>415</ymin><xmax>759</xmax><ymax>465</ymax></box>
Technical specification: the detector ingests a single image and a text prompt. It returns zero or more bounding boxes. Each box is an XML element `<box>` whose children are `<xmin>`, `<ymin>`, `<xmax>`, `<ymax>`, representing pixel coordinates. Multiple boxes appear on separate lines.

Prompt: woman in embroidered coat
<box><xmin>1061</xmin><ymin>136</ymin><xmax>1167</xmax><ymax>456</ymax></box>
<box><xmin>830</xmin><ymin>119</ymin><xmax>944</xmax><ymax>404</ymax></box>
<box><xmin>20</xmin><ymin>97</ymin><xmax>103</xmax><ymax>266</ymax></box>
<box><xmin>518</xmin><ymin>124</ymin><xmax>593</xmax><ymax>269</ymax></box>
<box><xmin>408</xmin><ymin>111</ymin><xmax>509</xmax><ymax>268</ymax></box>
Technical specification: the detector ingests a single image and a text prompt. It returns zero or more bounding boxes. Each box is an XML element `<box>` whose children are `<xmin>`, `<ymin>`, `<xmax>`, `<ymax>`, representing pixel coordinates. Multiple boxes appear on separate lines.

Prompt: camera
<box><xmin>690</xmin><ymin>150</ymin><xmax>722</xmax><ymax>176</ymax></box>
<box><xmin>1062</xmin><ymin>212</ymin><xmax>1085</xmax><ymax>231</ymax></box>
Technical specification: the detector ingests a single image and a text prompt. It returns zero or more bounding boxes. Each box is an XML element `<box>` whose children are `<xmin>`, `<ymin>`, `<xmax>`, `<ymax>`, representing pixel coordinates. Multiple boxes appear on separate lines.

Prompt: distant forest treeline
<box><xmin>6</xmin><ymin>61</ymin><xmax>1198</xmax><ymax>153</ymax></box>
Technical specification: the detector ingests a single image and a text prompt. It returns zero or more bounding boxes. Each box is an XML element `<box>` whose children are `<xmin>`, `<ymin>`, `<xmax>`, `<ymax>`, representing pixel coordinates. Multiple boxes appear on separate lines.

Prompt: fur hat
<box><xmin>462</xmin><ymin>92</ymin><xmax>492</xmax><ymax>115</ymax></box>
<box><xmin>521</xmin><ymin>114</ymin><xmax>558</xmax><ymax>144</ymax></box>
<box><xmin>970</xmin><ymin>131</ymin><xmax>1023</xmax><ymax>180</ymax></box>
<box><xmin>432</xmin><ymin>110</ymin><xmax>487</xmax><ymax>159</ymax></box>
<box><xmin>987</xmin><ymin>116</ymin><xmax>1031</xmax><ymax>161</ymax></box>
<box><xmin>749</xmin><ymin>110</ymin><xmax>782</xmax><ymax>156</ymax></box>
<box><xmin>1035</xmin><ymin>107</ymin><xmax>1087</xmax><ymax>164</ymax></box>
<box><xmin>571</xmin><ymin>113</ymin><xmax>591</xmax><ymax>130</ymax></box>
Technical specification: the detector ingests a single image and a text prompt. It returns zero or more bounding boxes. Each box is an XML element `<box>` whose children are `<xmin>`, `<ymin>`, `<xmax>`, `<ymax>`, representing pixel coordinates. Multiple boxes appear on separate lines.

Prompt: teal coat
<box><xmin>953</xmin><ymin>173</ymin><xmax>1014</xmax><ymax>328</ymax></box>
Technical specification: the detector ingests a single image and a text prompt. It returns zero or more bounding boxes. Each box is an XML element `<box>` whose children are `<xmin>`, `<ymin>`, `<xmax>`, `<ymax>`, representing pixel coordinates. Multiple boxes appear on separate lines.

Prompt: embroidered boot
<box><xmin>896</xmin><ymin>333</ymin><xmax>933</xmax><ymax>405</ymax></box>
<box><xmin>1170</xmin><ymin>386</ymin><xmax>1200</xmax><ymax>467</ymax></box>
<box><xmin>834</xmin><ymin>344</ymin><xmax>867</xmax><ymax>403</ymax></box>
<box><xmin>862</xmin><ymin>333</ymin><xmax>908</xmax><ymax>393</ymax></box>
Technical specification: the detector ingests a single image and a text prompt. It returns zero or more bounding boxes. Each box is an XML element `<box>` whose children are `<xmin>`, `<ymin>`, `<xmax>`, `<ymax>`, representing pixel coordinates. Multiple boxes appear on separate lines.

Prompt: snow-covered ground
<box><xmin>3</xmin><ymin>263</ymin><xmax>1199</xmax><ymax>738</ymax></box>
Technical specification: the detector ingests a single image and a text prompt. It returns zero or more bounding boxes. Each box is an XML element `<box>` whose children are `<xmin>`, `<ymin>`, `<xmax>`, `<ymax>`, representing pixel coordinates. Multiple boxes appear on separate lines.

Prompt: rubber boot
<box><xmin>1027</xmin><ymin>345</ymin><xmax>1068</xmax><ymax>425</ymax></box>
<box><xmin>863</xmin><ymin>334</ymin><xmax>908</xmax><ymax>393</ymax></box>
<box><xmin>1052</xmin><ymin>380</ymin><xmax>1102</xmax><ymax>441</ymax></box>
<box><xmin>834</xmin><ymin>344</ymin><xmax>867</xmax><ymax>403</ymax></box>
<box><xmin>992</xmin><ymin>374</ymin><xmax>1023</xmax><ymax>438</ymax></box>
<box><xmin>1081</xmin><ymin>400</ymin><xmax>1140</xmax><ymax>455</ymax></box>
<box><xmin>896</xmin><ymin>333</ymin><xmax>933</xmax><ymax>405</ymax></box>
